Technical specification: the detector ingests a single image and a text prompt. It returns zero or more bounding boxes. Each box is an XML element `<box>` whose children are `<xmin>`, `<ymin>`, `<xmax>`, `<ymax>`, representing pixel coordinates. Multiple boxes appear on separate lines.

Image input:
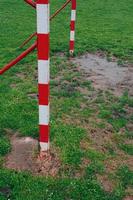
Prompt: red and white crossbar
<box><xmin>21</xmin><ymin>0</ymin><xmax>76</xmax><ymax>54</ymax></box>
<box><xmin>70</xmin><ymin>0</ymin><xmax>77</xmax><ymax>54</ymax></box>
<box><xmin>0</xmin><ymin>0</ymin><xmax>77</xmax><ymax>155</ymax></box>
<box><xmin>0</xmin><ymin>42</ymin><xmax>37</xmax><ymax>75</ymax></box>
<box><xmin>36</xmin><ymin>0</ymin><xmax>50</xmax><ymax>153</ymax></box>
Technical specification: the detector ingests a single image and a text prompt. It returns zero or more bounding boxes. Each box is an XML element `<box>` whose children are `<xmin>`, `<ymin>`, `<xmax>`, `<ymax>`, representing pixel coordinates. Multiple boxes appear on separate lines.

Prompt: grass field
<box><xmin>0</xmin><ymin>0</ymin><xmax>133</xmax><ymax>199</ymax></box>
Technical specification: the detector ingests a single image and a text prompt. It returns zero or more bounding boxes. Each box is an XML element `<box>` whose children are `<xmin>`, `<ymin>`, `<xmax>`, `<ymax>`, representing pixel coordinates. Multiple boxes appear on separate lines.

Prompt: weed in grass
<box><xmin>125</xmin><ymin>130</ymin><xmax>133</xmax><ymax>139</ymax></box>
<box><xmin>85</xmin><ymin>149</ymin><xmax>106</xmax><ymax>161</ymax></box>
<box><xmin>116</xmin><ymin>166</ymin><xmax>133</xmax><ymax>188</ymax></box>
<box><xmin>85</xmin><ymin>161</ymin><xmax>105</xmax><ymax>178</ymax></box>
<box><xmin>80</xmin><ymin>80</ymin><xmax>93</xmax><ymax>90</ymax></box>
<box><xmin>111</xmin><ymin>103</ymin><xmax>126</xmax><ymax>115</ymax></box>
<box><xmin>108</xmin><ymin>118</ymin><xmax>127</xmax><ymax>131</ymax></box>
<box><xmin>119</xmin><ymin>92</ymin><xmax>133</xmax><ymax>107</ymax></box>
<box><xmin>104</xmin><ymin>143</ymin><xmax>117</xmax><ymax>156</ymax></box>
<box><xmin>113</xmin><ymin>184</ymin><xmax>125</xmax><ymax>200</ymax></box>
<box><xmin>98</xmin><ymin>106</ymin><xmax>112</xmax><ymax>119</ymax></box>
<box><xmin>80</xmin><ymin>107</ymin><xmax>94</xmax><ymax>118</ymax></box>
<box><xmin>97</xmin><ymin>122</ymin><xmax>106</xmax><ymax>129</ymax></box>
<box><xmin>119</xmin><ymin>143</ymin><xmax>133</xmax><ymax>156</ymax></box>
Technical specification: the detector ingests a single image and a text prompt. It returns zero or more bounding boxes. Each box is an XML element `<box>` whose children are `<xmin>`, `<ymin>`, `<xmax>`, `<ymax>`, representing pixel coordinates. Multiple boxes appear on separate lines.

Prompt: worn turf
<box><xmin>0</xmin><ymin>0</ymin><xmax>133</xmax><ymax>199</ymax></box>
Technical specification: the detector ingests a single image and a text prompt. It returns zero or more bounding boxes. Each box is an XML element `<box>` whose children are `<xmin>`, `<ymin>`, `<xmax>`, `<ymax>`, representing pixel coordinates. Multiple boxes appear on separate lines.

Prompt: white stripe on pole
<box><xmin>40</xmin><ymin>142</ymin><xmax>50</xmax><ymax>152</ymax></box>
<box><xmin>37</xmin><ymin>4</ymin><xmax>49</xmax><ymax>34</ymax></box>
<box><xmin>38</xmin><ymin>60</ymin><xmax>49</xmax><ymax>84</ymax></box>
<box><xmin>70</xmin><ymin>31</ymin><xmax>75</xmax><ymax>41</ymax></box>
<box><xmin>39</xmin><ymin>105</ymin><xmax>49</xmax><ymax>125</ymax></box>
<box><xmin>69</xmin><ymin>0</ymin><xmax>76</xmax><ymax>54</ymax></box>
<box><xmin>37</xmin><ymin>0</ymin><xmax>50</xmax><ymax>154</ymax></box>
<box><xmin>71</xmin><ymin>10</ymin><xmax>76</xmax><ymax>21</ymax></box>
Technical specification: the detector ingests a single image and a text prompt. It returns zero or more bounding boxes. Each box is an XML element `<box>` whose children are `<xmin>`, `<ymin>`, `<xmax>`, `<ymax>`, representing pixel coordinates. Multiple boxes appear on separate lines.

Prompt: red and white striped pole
<box><xmin>69</xmin><ymin>0</ymin><xmax>76</xmax><ymax>55</ymax></box>
<box><xmin>36</xmin><ymin>0</ymin><xmax>50</xmax><ymax>155</ymax></box>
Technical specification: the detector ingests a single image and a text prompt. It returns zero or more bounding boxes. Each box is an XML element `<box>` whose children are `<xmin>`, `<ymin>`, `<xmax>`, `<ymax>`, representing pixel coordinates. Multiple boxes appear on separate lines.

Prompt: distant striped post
<box><xmin>69</xmin><ymin>0</ymin><xmax>76</xmax><ymax>55</ymax></box>
<box><xmin>36</xmin><ymin>0</ymin><xmax>50</xmax><ymax>154</ymax></box>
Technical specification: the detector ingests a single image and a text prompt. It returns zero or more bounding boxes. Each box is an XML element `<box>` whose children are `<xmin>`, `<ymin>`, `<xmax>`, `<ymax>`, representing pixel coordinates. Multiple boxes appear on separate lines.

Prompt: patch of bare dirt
<box><xmin>126</xmin><ymin>123</ymin><xmax>133</xmax><ymax>133</ymax></box>
<box><xmin>80</xmin><ymin>120</ymin><xmax>133</xmax><ymax>174</ymax></box>
<box><xmin>126</xmin><ymin>187</ymin><xmax>133</xmax><ymax>196</ymax></box>
<box><xmin>80</xmin><ymin>138</ymin><xmax>91</xmax><ymax>150</ymax></box>
<box><xmin>123</xmin><ymin>196</ymin><xmax>133</xmax><ymax>200</ymax></box>
<box><xmin>104</xmin><ymin>153</ymin><xmax>133</xmax><ymax>174</ymax></box>
<box><xmin>97</xmin><ymin>174</ymin><xmax>115</xmax><ymax>192</ymax></box>
<box><xmin>72</xmin><ymin>53</ymin><xmax>133</xmax><ymax>96</ymax></box>
<box><xmin>78</xmin><ymin>87</ymin><xmax>90</xmax><ymax>96</ymax></box>
<box><xmin>5</xmin><ymin>134</ymin><xmax>60</xmax><ymax>177</ymax></box>
<box><xmin>83</xmin><ymin>122</ymin><xmax>114</xmax><ymax>153</ymax></box>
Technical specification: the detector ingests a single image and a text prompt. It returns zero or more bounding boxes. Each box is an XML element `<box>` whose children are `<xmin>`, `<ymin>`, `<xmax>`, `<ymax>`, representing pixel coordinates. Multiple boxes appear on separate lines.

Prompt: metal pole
<box><xmin>0</xmin><ymin>42</ymin><xmax>37</xmax><ymax>75</ymax></box>
<box><xmin>70</xmin><ymin>0</ymin><xmax>77</xmax><ymax>55</ymax></box>
<box><xmin>21</xmin><ymin>0</ymin><xmax>71</xmax><ymax>48</ymax></box>
<box><xmin>24</xmin><ymin>0</ymin><xmax>36</xmax><ymax>8</ymax></box>
<box><xmin>36</xmin><ymin>0</ymin><xmax>50</xmax><ymax>156</ymax></box>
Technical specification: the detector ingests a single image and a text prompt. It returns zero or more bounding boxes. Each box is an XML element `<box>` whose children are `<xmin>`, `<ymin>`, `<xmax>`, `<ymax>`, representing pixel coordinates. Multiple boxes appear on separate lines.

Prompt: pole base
<box><xmin>39</xmin><ymin>150</ymin><xmax>49</xmax><ymax>160</ymax></box>
<box><xmin>39</xmin><ymin>142</ymin><xmax>50</xmax><ymax>159</ymax></box>
<box><xmin>69</xmin><ymin>50</ymin><xmax>74</xmax><ymax>56</ymax></box>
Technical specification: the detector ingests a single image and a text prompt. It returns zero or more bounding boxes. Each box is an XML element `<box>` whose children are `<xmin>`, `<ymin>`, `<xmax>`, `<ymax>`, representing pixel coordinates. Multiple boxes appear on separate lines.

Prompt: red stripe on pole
<box><xmin>70</xmin><ymin>21</ymin><xmax>75</xmax><ymax>31</ymax></box>
<box><xmin>39</xmin><ymin>125</ymin><xmax>49</xmax><ymax>142</ymax></box>
<box><xmin>37</xmin><ymin>34</ymin><xmax>49</xmax><ymax>60</ymax></box>
<box><xmin>37</xmin><ymin>0</ymin><xmax>50</xmax><ymax>152</ymax></box>
<box><xmin>69</xmin><ymin>0</ymin><xmax>76</xmax><ymax>54</ymax></box>
<box><xmin>70</xmin><ymin>40</ymin><xmax>74</xmax><ymax>51</ymax></box>
<box><xmin>37</xmin><ymin>0</ymin><xmax>49</xmax><ymax>4</ymax></box>
<box><xmin>38</xmin><ymin>84</ymin><xmax>49</xmax><ymax>105</ymax></box>
<box><xmin>71</xmin><ymin>0</ymin><xmax>76</xmax><ymax>10</ymax></box>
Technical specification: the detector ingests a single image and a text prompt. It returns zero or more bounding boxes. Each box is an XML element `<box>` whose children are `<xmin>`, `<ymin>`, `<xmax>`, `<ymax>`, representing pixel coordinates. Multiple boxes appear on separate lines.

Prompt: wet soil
<box><xmin>73</xmin><ymin>53</ymin><xmax>133</xmax><ymax>96</ymax></box>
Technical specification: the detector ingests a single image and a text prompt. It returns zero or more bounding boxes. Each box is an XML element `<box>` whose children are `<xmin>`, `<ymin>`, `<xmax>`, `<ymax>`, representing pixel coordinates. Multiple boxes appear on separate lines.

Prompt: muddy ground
<box><xmin>73</xmin><ymin>53</ymin><xmax>133</xmax><ymax>96</ymax></box>
<box><xmin>5</xmin><ymin>133</ymin><xmax>60</xmax><ymax>177</ymax></box>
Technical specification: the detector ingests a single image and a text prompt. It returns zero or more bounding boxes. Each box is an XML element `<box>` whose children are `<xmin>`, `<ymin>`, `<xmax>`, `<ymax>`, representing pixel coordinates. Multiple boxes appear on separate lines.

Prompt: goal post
<box><xmin>36</xmin><ymin>0</ymin><xmax>50</xmax><ymax>154</ymax></box>
<box><xmin>70</xmin><ymin>0</ymin><xmax>77</xmax><ymax>54</ymax></box>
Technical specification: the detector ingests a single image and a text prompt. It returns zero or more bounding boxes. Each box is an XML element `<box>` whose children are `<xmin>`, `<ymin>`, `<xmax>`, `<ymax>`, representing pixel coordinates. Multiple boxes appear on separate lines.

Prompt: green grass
<box><xmin>0</xmin><ymin>130</ymin><xmax>10</xmax><ymax>157</ymax></box>
<box><xmin>116</xmin><ymin>166</ymin><xmax>133</xmax><ymax>188</ymax></box>
<box><xmin>0</xmin><ymin>0</ymin><xmax>133</xmax><ymax>61</ymax></box>
<box><xmin>85</xmin><ymin>161</ymin><xmax>105</xmax><ymax>178</ymax></box>
<box><xmin>52</xmin><ymin>124</ymin><xmax>86</xmax><ymax>165</ymax></box>
<box><xmin>0</xmin><ymin>0</ymin><xmax>133</xmax><ymax>199</ymax></box>
<box><xmin>98</xmin><ymin>92</ymin><xmax>133</xmax><ymax>131</ymax></box>
<box><xmin>0</xmin><ymin>169</ymin><xmax>121</xmax><ymax>200</ymax></box>
<box><xmin>119</xmin><ymin>143</ymin><xmax>133</xmax><ymax>155</ymax></box>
